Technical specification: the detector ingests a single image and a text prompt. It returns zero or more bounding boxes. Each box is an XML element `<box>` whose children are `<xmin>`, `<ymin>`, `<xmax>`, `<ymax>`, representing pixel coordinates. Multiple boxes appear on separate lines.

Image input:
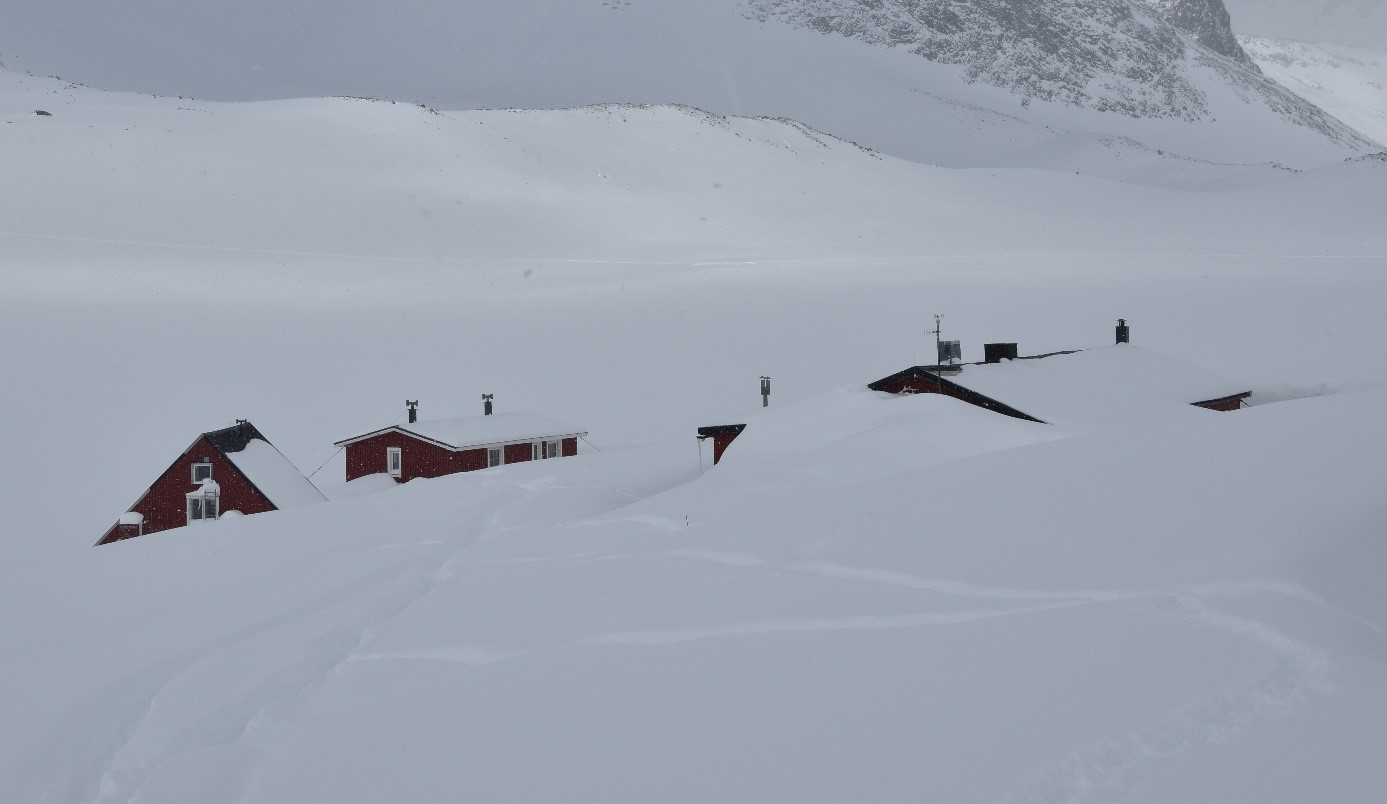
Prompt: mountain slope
<box><xmin>4</xmin><ymin>67</ymin><xmax>1384</xmax><ymax>273</ymax></box>
<box><xmin>0</xmin><ymin>0</ymin><xmax>1374</xmax><ymax>174</ymax></box>
<box><xmin>1143</xmin><ymin>0</ymin><xmax>1253</xmax><ymax>65</ymax></box>
<box><xmin>748</xmin><ymin>0</ymin><xmax>1367</xmax><ymax>155</ymax></box>
<box><xmin>1238</xmin><ymin>35</ymin><xmax>1387</xmax><ymax>147</ymax></box>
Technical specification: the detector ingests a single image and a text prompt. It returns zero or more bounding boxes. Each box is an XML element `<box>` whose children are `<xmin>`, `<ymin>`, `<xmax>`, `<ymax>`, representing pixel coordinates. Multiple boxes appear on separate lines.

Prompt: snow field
<box><xmin>1</xmin><ymin>63</ymin><xmax>1386</xmax><ymax>800</ymax></box>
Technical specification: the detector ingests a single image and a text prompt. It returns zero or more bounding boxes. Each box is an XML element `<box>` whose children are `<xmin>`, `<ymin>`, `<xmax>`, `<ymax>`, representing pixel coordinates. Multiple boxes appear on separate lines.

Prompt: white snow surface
<box><xmin>928</xmin><ymin>344</ymin><xmax>1252</xmax><ymax>428</ymax></box>
<box><xmin>0</xmin><ymin>57</ymin><xmax>1386</xmax><ymax>802</ymax></box>
<box><xmin>338</xmin><ymin>412</ymin><xmax>587</xmax><ymax>450</ymax></box>
<box><xmin>222</xmin><ymin>438</ymin><xmax>328</xmax><ymax>510</ymax></box>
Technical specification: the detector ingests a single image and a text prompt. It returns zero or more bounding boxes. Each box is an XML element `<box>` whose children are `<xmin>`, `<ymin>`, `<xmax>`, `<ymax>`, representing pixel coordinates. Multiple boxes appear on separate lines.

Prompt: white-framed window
<box><xmin>187</xmin><ymin>494</ymin><xmax>218</xmax><ymax>523</ymax></box>
<box><xmin>546</xmin><ymin>439</ymin><xmax>562</xmax><ymax>459</ymax></box>
<box><xmin>191</xmin><ymin>462</ymin><xmax>213</xmax><ymax>483</ymax></box>
<box><xmin>532</xmin><ymin>442</ymin><xmax>540</xmax><ymax>461</ymax></box>
<box><xmin>487</xmin><ymin>447</ymin><xmax>503</xmax><ymax>467</ymax></box>
<box><xmin>387</xmin><ymin>447</ymin><xmax>402</xmax><ymax>478</ymax></box>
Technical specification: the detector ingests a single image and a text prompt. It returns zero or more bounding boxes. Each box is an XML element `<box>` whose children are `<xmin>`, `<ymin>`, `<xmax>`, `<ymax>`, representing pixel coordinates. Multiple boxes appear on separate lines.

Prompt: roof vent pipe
<box><xmin>406</xmin><ymin>400</ymin><xmax>418</xmax><ymax>424</ymax></box>
<box><xmin>1116</xmin><ymin>319</ymin><xmax>1130</xmax><ymax>345</ymax></box>
<box><xmin>483</xmin><ymin>394</ymin><xmax>494</xmax><ymax>416</ymax></box>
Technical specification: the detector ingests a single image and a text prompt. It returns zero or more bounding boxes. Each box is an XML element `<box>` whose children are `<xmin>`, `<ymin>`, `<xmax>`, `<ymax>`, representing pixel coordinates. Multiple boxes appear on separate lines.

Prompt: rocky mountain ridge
<box><xmin>748</xmin><ymin>0</ymin><xmax>1367</xmax><ymax>149</ymax></box>
<box><xmin>1141</xmin><ymin>0</ymin><xmax>1253</xmax><ymax>65</ymax></box>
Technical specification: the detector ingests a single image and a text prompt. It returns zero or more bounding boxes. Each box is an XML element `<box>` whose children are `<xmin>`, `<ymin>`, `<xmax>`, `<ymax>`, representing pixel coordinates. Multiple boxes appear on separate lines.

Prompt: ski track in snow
<box><xmin>86</xmin><ymin>489</ymin><xmax>534</xmax><ymax>803</ymax></box>
<box><xmin>27</xmin><ymin>501</ymin><xmax>1360</xmax><ymax>802</ymax></box>
<box><xmin>1009</xmin><ymin>596</ymin><xmax>1333</xmax><ymax>803</ymax></box>
<box><xmin>585</xmin><ymin>602</ymin><xmax>1083</xmax><ymax>646</ymax></box>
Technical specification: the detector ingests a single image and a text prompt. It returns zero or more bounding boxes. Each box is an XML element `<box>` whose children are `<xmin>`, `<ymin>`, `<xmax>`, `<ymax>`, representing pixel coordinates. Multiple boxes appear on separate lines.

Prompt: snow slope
<box><xmin>3</xmin><ymin>387</ymin><xmax>1386</xmax><ymax>801</ymax></box>
<box><xmin>0</xmin><ymin>0</ymin><xmax>1375</xmax><ymax>174</ymax></box>
<box><xmin>0</xmin><ymin>59</ymin><xmax>1386</xmax><ymax>801</ymax></box>
<box><xmin>1239</xmin><ymin>36</ymin><xmax>1387</xmax><ymax>147</ymax></box>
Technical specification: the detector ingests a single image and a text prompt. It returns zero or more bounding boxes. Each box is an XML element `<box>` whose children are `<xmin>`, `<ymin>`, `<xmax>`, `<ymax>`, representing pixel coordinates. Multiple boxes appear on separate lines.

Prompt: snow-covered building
<box><xmin>867</xmin><ymin>344</ymin><xmax>1251</xmax><ymax>426</ymax></box>
<box><xmin>97</xmin><ymin>421</ymin><xmax>327</xmax><ymax>545</ymax></box>
<box><xmin>334</xmin><ymin>405</ymin><xmax>587</xmax><ymax>483</ymax></box>
<box><xmin>701</xmin><ymin>323</ymin><xmax>1252</xmax><ymax>464</ymax></box>
<box><xmin>697</xmin><ymin>424</ymin><xmax>747</xmax><ymax>465</ymax></box>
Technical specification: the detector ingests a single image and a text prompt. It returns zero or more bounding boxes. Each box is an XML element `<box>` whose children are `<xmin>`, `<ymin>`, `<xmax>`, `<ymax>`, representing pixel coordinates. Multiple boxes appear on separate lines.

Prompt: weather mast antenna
<box><xmin>926</xmin><ymin>314</ymin><xmax>942</xmax><ymax>392</ymax></box>
<box><xmin>928</xmin><ymin>314</ymin><xmax>961</xmax><ymax>392</ymax></box>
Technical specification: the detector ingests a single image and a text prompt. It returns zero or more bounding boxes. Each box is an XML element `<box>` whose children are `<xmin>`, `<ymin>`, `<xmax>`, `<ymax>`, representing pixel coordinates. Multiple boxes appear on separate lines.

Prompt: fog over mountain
<box><xmin>1226</xmin><ymin>0</ymin><xmax>1387</xmax><ymax>49</ymax></box>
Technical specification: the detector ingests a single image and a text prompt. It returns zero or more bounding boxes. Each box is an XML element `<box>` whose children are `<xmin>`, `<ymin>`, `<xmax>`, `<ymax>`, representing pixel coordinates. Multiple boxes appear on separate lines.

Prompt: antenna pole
<box><xmin>929</xmin><ymin>314</ymin><xmax>944</xmax><ymax>392</ymax></box>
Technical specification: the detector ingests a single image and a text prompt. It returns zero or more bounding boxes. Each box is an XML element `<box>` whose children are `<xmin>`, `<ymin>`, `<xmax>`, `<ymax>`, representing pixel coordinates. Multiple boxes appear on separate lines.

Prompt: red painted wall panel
<box><xmin>504</xmin><ymin>442</ymin><xmax>533</xmax><ymax>465</ymax></box>
<box><xmin>98</xmin><ymin>436</ymin><xmax>277</xmax><ymax>545</ymax></box>
<box><xmin>711</xmin><ymin>433</ymin><xmax>740</xmax><ymax>464</ymax></box>
<box><xmin>343</xmin><ymin>431</ymin><xmax>580</xmax><ymax>484</ymax></box>
<box><xmin>345</xmin><ymin>431</ymin><xmax>465</xmax><ymax>483</ymax></box>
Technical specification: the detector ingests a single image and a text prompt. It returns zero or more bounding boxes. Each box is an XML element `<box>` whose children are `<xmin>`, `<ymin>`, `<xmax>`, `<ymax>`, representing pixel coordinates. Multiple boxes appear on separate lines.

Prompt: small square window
<box><xmin>191</xmin><ymin>463</ymin><xmax>213</xmax><ymax>483</ymax></box>
<box><xmin>546</xmin><ymin>439</ymin><xmax>561</xmax><ymax>459</ymax></box>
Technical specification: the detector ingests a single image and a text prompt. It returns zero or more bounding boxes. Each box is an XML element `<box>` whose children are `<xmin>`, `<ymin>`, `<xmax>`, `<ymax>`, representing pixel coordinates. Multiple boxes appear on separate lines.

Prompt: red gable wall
<box><xmin>98</xmin><ymin>436</ymin><xmax>277</xmax><ymax>545</ymax></box>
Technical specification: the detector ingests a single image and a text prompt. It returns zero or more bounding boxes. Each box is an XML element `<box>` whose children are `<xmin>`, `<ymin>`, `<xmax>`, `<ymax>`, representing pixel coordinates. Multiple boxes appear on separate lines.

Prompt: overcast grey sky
<box><xmin>1</xmin><ymin>0</ymin><xmax>1384</xmax><ymax>105</ymax></box>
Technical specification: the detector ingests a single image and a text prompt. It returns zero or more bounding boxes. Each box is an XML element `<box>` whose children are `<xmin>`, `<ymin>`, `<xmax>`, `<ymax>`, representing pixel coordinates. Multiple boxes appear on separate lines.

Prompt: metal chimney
<box><xmin>1116</xmin><ymin>319</ymin><xmax>1130</xmax><ymax>344</ymax></box>
<box><xmin>406</xmin><ymin>400</ymin><xmax>418</xmax><ymax>424</ymax></box>
<box><xmin>760</xmin><ymin>376</ymin><xmax>771</xmax><ymax>408</ymax></box>
<box><xmin>482</xmin><ymin>394</ymin><xmax>494</xmax><ymax>416</ymax></box>
<box><xmin>984</xmin><ymin>343</ymin><xmax>1019</xmax><ymax>364</ymax></box>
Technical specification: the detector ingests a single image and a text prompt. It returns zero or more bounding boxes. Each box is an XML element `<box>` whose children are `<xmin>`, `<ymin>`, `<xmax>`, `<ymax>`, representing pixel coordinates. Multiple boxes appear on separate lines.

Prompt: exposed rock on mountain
<box><xmin>747</xmin><ymin>0</ymin><xmax>1371</xmax><ymax>149</ymax></box>
<box><xmin>749</xmin><ymin>0</ymin><xmax>1204</xmax><ymax>119</ymax></box>
<box><xmin>1141</xmin><ymin>0</ymin><xmax>1252</xmax><ymax>65</ymax></box>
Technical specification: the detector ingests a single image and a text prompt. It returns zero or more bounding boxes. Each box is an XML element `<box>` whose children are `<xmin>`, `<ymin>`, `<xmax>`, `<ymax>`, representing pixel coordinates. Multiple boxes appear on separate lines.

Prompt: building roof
<box><xmin>697</xmin><ymin>424</ymin><xmax>748</xmax><ymax>438</ymax></box>
<box><xmin>333</xmin><ymin>412</ymin><xmax>587</xmax><ymax>451</ymax></box>
<box><xmin>196</xmin><ymin>421</ymin><xmax>326</xmax><ymax>510</ymax></box>
<box><xmin>870</xmin><ymin>345</ymin><xmax>1251</xmax><ymax>428</ymax></box>
<box><xmin>220</xmin><ymin>437</ymin><xmax>327</xmax><ymax>509</ymax></box>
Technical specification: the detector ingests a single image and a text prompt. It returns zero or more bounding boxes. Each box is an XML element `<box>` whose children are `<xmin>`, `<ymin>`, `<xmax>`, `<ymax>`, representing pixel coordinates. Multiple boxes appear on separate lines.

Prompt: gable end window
<box><xmin>387</xmin><ymin>447</ymin><xmax>402</xmax><ymax>478</ymax></box>
<box><xmin>191</xmin><ymin>462</ymin><xmax>213</xmax><ymax>483</ymax></box>
<box><xmin>187</xmin><ymin>495</ymin><xmax>219</xmax><ymax>523</ymax></box>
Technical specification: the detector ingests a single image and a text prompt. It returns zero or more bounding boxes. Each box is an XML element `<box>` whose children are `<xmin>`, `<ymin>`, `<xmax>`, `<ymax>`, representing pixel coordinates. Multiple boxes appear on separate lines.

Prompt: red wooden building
<box><xmin>697</xmin><ymin>424</ymin><xmax>747</xmax><ymax>465</ymax></box>
<box><xmin>334</xmin><ymin>406</ymin><xmax>587</xmax><ymax>483</ymax></box>
<box><xmin>98</xmin><ymin>421</ymin><xmax>327</xmax><ymax>546</ymax></box>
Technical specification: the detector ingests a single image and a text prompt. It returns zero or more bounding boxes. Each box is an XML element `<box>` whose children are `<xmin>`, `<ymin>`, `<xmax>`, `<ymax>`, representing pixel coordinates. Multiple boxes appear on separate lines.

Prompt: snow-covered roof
<box><xmin>879</xmin><ymin>345</ymin><xmax>1250</xmax><ymax>429</ymax></box>
<box><xmin>221</xmin><ymin>438</ymin><xmax>328</xmax><ymax>509</ymax></box>
<box><xmin>334</xmin><ymin>412</ymin><xmax>587</xmax><ymax>451</ymax></box>
<box><xmin>186</xmin><ymin>478</ymin><xmax>221</xmax><ymax>496</ymax></box>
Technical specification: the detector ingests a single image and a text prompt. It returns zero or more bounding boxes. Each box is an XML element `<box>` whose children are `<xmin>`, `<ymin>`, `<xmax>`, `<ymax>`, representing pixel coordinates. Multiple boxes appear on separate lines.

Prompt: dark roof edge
<box><xmin>1192</xmin><ymin>391</ymin><xmax>1253</xmax><ymax>407</ymax></box>
<box><xmin>868</xmin><ymin>367</ymin><xmax>1046</xmax><ymax>424</ymax></box>
<box><xmin>697</xmin><ymin>423</ymin><xmax>748</xmax><ymax>438</ymax></box>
